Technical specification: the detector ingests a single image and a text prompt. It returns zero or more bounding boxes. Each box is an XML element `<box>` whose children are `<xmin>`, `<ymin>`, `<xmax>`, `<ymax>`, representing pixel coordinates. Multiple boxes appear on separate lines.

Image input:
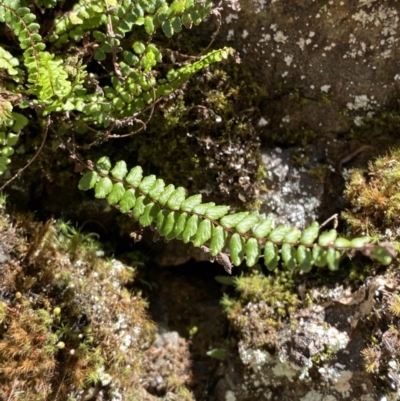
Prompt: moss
<box><xmin>126</xmin><ymin>61</ymin><xmax>265</xmax><ymax>210</ymax></box>
<box><xmin>342</xmin><ymin>147</ymin><xmax>400</xmax><ymax>249</ymax></box>
<box><xmin>0</xmin><ymin>208</ymin><xmax>156</xmax><ymax>400</ymax></box>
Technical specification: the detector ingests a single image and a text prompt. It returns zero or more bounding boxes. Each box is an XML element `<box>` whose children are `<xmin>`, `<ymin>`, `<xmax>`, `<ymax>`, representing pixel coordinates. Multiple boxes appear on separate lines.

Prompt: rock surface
<box><xmin>218</xmin><ymin>0</ymin><xmax>400</xmax><ymax>137</ymax></box>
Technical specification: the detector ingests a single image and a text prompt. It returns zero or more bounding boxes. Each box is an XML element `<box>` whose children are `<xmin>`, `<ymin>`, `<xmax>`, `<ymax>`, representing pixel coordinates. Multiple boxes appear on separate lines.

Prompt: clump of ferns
<box><xmin>343</xmin><ymin>148</ymin><xmax>400</xmax><ymax>250</ymax></box>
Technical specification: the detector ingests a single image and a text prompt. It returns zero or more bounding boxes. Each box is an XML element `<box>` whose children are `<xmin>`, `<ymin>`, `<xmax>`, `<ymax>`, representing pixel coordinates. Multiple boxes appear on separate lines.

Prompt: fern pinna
<box><xmin>79</xmin><ymin>157</ymin><xmax>396</xmax><ymax>273</ymax></box>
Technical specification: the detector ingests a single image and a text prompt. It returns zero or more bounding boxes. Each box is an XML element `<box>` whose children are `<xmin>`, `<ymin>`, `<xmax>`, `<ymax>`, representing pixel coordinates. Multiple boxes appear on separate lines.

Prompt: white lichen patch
<box><xmin>239</xmin><ymin>345</ymin><xmax>272</xmax><ymax>368</ymax></box>
<box><xmin>225</xmin><ymin>390</ymin><xmax>237</xmax><ymax>401</ymax></box>
<box><xmin>272</xmin><ymin>361</ymin><xmax>300</xmax><ymax>382</ymax></box>
<box><xmin>274</xmin><ymin>31</ymin><xmax>288</xmax><ymax>43</ymax></box>
<box><xmin>332</xmin><ymin>370</ymin><xmax>353</xmax><ymax>396</ymax></box>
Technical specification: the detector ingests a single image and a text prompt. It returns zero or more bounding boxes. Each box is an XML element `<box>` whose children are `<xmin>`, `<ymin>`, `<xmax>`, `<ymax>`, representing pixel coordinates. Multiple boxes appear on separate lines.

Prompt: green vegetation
<box><xmin>79</xmin><ymin>156</ymin><xmax>395</xmax><ymax>272</ymax></box>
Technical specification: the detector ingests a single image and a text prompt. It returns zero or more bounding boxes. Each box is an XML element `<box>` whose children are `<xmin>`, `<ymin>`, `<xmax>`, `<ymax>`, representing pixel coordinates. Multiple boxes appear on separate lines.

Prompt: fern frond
<box><xmin>0</xmin><ymin>46</ymin><xmax>22</xmax><ymax>79</ymax></box>
<box><xmin>26</xmin><ymin>52</ymin><xmax>72</xmax><ymax>100</ymax></box>
<box><xmin>79</xmin><ymin>158</ymin><xmax>397</xmax><ymax>272</ymax></box>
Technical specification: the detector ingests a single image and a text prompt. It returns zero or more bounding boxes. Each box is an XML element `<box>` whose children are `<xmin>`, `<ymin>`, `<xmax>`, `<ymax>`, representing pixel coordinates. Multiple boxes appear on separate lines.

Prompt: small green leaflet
<box><xmin>162</xmin><ymin>20</ymin><xmax>173</xmax><ymax>38</ymax></box>
<box><xmin>147</xmin><ymin>178</ymin><xmax>165</xmax><ymax>200</ymax></box>
<box><xmin>138</xmin><ymin>175</ymin><xmax>156</xmax><ymax>194</ymax></box>
<box><xmin>326</xmin><ymin>248</ymin><xmax>340</xmax><ymax>271</ymax></box>
<box><xmin>297</xmin><ymin>245</ymin><xmax>313</xmax><ymax>272</ymax></box>
<box><xmin>78</xmin><ymin>171</ymin><xmax>99</xmax><ymax>191</ymax></box>
<box><xmin>192</xmin><ymin>202</ymin><xmax>215</xmax><ymax>215</ymax></box>
<box><xmin>371</xmin><ymin>246</ymin><xmax>393</xmax><ymax>266</ymax></box>
<box><xmin>192</xmin><ymin>219</ymin><xmax>212</xmax><ymax>247</ymax></box>
<box><xmin>167</xmin><ymin>187</ymin><xmax>186</xmax><ymax>210</ymax></box>
<box><xmin>300</xmin><ymin>222</ymin><xmax>319</xmax><ymax>245</ymax></box>
<box><xmin>119</xmin><ymin>189</ymin><xmax>137</xmax><ymax>213</ymax></box>
<box><xmin>133</xmin><ymin>196</ymin><xmax>147</xmax><ymax>219</ymax></box>
<box><xmin>182</xmin><ymin>214</ymin><xmax>199</xmax><ymax>243</ymax></box>
<box><xmin>235</xmin><ymin>214</ymin><xmax>259</xmax><ymax>234</ymax></box>
<box><xmin>350</xmin><ymin>236</ymin><xmax>371</xmax><ymax>248</ymax></box>
<box><xmin>264</xmin><ymin>241</ymin><xmax>279</xmax><ymax>271</ymax></box>
<box><xmin>229</xmin><ymin>233</ymin><xmax>244</xmax><ymax>266</ymax></box>
<box><xmin>158</xmin><ymin>184</ymin><xmax>176</xmax><ymax>206</ymax></box>
<box><xmin>111</xmin><ymin>160</ymin><xmax>128</xmax><ymax>180</ymax></box>
<box><xmin>210</xmin><ymin>225</ymin><xmax>226</xmax><ymax>257</ymax></box>
<box><xmin>204</xmin><ymin>205</ymin><xmax>230</xmax><ymax>220</ymax></box>
<box><xmin>180</xmin><ymin>194</ymin><xmax>202</xmax><ymax>212</ymax></box>
<box><xmin>283</xmin><ymin>227</ymin><xmax>301</xmax><ymax>243</ymax></box>
<box><xmin>107</xmin><ymin>182</ymin><xmax>125</xmax><ymax>204</ymax></box>
<box><xmin>312</xmin><ymin>246</ymin><xmax>328</xmax><ymax>268</ymax></box>
<box><xmin>252</xmin><ymin>215</ymin><xmax>274</xmax><ymax>238</ymax></box>
<box><xmin>318</xmin><ymin>229</ymin><xmax>337</xmax><ymax>247</ymax></box>
<box><xmin>220</xmin><ymin>212</ymin><xmax>249</xmax><ymax>228</ymax></box>
<box><xmin>174</xmin><ymin>212</ymin><xmax>188</xmax><ymax>240</ymax></box>
<box><xmin>96</xmin><ymin>156</ymin><xmax>112</xmax><ymax>174</ymax></box>
<box><xmin>268</xmin><ymin>224</ymin><xmax>290</xmax><ymax>242</ymax></box>
<box><xmin>126</xmin><ymin>166</ymin><xmax>143</xmax><ymax>187</ymax></box>
<box><xmin>334</xmin><ymin>238</ymin><xmax>352</xmax><ymax>248</ymax></box>
<box><xmin>164</xmin><ymin>212</ymin><xmax>178</xmax><ymax>240</ymax></box>
<box><xmin>144</xmin><ymin>16</ymin><xmax>154</xmax><ymax>34</ymax></box>
<box><xmin>206</xmin><ymin>348</ymin><xmax>227</xmax><ymax>361</ymax></box>
<box><xmin>156</xmin><ymin>209</ymin><xmax>169</xmax><ymax>235</ymax></box>
<box><xmin>281</xmin><ymin>243</ymin><xmax>296</xmax><ymax>270</ymax></box>
<box><xmin>139</xmin><ymin>203</ymin><xmax>160</xmax><ymax>227</ymax></box>
<box><xmin>245</xmin><ymin>237</ymin><xmax>260</xmax><ymax>267</ymax></box>
<box><xmin>95</xmin><ymin>177</ymin><xmax>113</xmax><ymax>198</ymax></box>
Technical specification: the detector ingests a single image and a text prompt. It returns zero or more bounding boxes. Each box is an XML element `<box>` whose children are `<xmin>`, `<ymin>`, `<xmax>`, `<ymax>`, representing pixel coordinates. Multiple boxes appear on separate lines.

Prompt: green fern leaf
<box><xmin>148</xmin><ymin>178</ymin><xmax>165</xmax><ymax>200</ymax></box>
<box><xmin>252</xmin><ymin>215</ymin><xmax>274</xmax><ymax>238</ymax></box>
<box><xmin>119</xmin><ymin>189</ymin><xmax>137</xmax><ymax>213</ymax></box>
<box><xmin>350</xmin><ymin>236</ymin><xmax>371</xmax><ymax>248</ymax></box>
<box><xmin>312</xmin><ymin>245</ymin><xmax>328</xmax><ymax>268</ymax></box>
<box><xmin>95</xmin><ymin>177</ymin><xmax>113</xmax><ymax>198</ymax></box>
<box><xmin>126</xmin><ymin>166</ymin><xmax>143</xmax><ymax>187</ymax></box>
<box><xmin>107</xmin><ymin>182</ymin><xmax>125</xmax><ymax>204</ymax></box>
<box><xmin>264</xmin><ymin>241</ymin><xmax>279</xmax><ymax>271</ymax></box>
<box><xmin>268</xmin><ymin>224</ymin><xmax>291</xmax><ymax>242</ymax></box>
<box><xmin>204</xmin><ymin>205</ymin><xmax>230</xmax><ymax>220</ymax></box>
<box><xmin>281</xmin><ymin>243</ymin><xmax>296</xmax><ymax>270</ymax></box>
<box><xmin>138</xmin><ymin>175</ymin><xmax>157</xmax><ymax>194</ymax></box>
<box><xmin>229</xmin><ymin>233</ymin><xmax>244</xmax><ymax>266</ymax></box>
<box><xmin>182</xmin><ymin>214</ymin><xmax>198</xmax><ymax>243</ymax></box>
<box><xmin>180</xmin><ymin>194</ymin><xmax>202</xmax><ymax>212</ymax></box>
<box><xmin>235</xmin><ymin>214</ymin><xmax>259</xmax><ymax>234</ymax></box>
<box><xmin>96</xmin><ymin>156</ymin><xmax>112</xmax><ymax>175</ymax></box>
<box><xmin>111</xmin><ymin>160</ymin><xmax>128</xmax><ymax>180</ymax></box>
<box><xmin>158</xmin><ymin>184</ymin><xmax>176</xmax><ymax>206</ymax></box>
<box><xmin>326</xmin><ymin>248</ymin><xmax>341</xmax><ymax>271</ymax></box>
<box><xmin>297</xmin><ymin>245</ymin><xmax>313</xmax><ymax>272</ymax></box>
<box><xmin>192</xmin><ymin>219</ymin><xmax>212</xmax><ymax>247</ymax></box>
<box><xmin>139</xmin><ymin>202</ymin><xmax>160</xmax><ymax>227</ymax></box>
<box><xmin>78</xmin><ymin>171</ymin><xmax>100</xmax><ymax>191</ymax></box>
<box><xmin>192</xmin><ymin>202</ymin><xmax>215</xmax><ymax>215</ymax></box>
<box><xmin>174</xmin><ymin>212</ymin><xmax>188</xmax><ymax>240</ymax></box>
<box><xmin>166</xmin><ymin>187</ymin><xmax>186</xmax><ymax>210</ymax></box>
<box><xmin>283</xmin><ymin>227</ymin><xmax>302</xmax><ymax>243</ymax></box>
<box><xmin>164</xmin><ymin>211</ymin><xmax>180</xmax><ymax>240</ymax></box>
<box><xmin>133</xmin><ymin>196</ymin><xmax>147</xmax><ymax>219</ymax></box>
<box><xmin>245</xmin><ymin>237</ymin><xmax>260</xmax><ymax>267</ymax></box>
<box><xmin>300</xmin><ymin>222</ymin><xmax>319</xmax><ymax>245</ymax></box>
<box><xmin>220</xmin><ymin>212</ymin><xmax>249</xmax><ymax>229</ymax></box>
<box><xmin>318</xmin><ymin>229</ymin><xmax>337</xmax><ymax>247</ymax></box>
<box><xmin>210</xmin><ymin>225</ymin><xmax>226</xmax><ymax>257</ymax></box>
<box><xmin>156</xmin><ymin>209</ymin><xmax>169</xmax><ymax>234</ymax></box>
<box><xmin>334</xmin><ymin>238</ymin><xmax>352</xmax><ymax>248</ymax></box>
